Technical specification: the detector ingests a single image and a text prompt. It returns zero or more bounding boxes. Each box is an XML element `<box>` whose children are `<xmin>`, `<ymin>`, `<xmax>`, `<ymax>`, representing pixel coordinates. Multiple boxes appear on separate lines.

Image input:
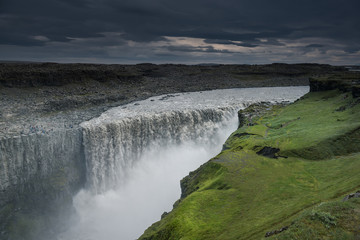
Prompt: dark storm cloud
<box><xmin>0</xmin><ymin>0</ymin><xmax>359</xmax><ymax>63</ymax></box>
<box><xmin>167</xmin><ymin>45</ymin><xmax>233</xmax><ymax>53</ymax></box>
<box><xmin>305</xmin><ymin>44</ymin><xmax>324</xmax><ymax>49</ymax></box>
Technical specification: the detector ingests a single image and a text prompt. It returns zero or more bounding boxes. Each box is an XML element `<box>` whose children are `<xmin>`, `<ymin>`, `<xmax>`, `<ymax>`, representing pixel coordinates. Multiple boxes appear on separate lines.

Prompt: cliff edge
<box><xmin>140</xmin><ymin>73</ymin><xmax>360</xmax><ymax>240</ymax></box>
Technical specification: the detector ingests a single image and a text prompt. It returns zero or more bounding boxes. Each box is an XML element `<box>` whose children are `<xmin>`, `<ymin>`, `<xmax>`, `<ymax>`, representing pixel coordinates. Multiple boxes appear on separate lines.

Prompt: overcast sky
<box><xmin>1</xmin><ymin>0</ymin><xmax>359</xmax><ymax>64</ymax></box>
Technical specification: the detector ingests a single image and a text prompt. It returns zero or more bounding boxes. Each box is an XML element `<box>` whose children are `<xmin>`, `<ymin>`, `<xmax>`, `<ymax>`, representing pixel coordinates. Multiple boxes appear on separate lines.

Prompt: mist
<box><xmin>57</xmin><ymin>112</ymin><xmax>238</xmax><ymax>240</ymax></box>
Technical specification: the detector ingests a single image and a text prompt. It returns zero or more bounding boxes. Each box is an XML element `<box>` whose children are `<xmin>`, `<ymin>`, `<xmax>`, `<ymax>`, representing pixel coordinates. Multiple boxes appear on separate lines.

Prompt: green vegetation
<box><xmin>225</xmin><ymin>90</ymin><xmax>360</xmax><ymax>160</ymax></box>
<box><xmin>140</xmin><ymin>89</ymin><xmax>360</xmax><ymax>240</ymax></box>
<box><xmin>270</xmin><ymin>198</ymin><xmax>360</xmax><ymax>239</ymax></box>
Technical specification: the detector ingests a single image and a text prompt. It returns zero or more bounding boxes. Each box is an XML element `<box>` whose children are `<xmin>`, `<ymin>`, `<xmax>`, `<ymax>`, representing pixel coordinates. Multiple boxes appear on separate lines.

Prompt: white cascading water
<box><xmin>81</xmin><ymin>108</ymin><xmax>238</xmax><ymax>193</ymax></box>
<box><xmin>58</xmin><ymin>87</ymin><xmax>309</xmax><ymax>240</ymax></box>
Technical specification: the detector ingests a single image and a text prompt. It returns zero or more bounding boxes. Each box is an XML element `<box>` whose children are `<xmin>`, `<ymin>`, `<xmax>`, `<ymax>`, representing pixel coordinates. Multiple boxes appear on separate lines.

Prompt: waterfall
<box><xmin>0</xmin><ymin>86</ymin><xmax>310</xmax><ymax>240</ymax></box>
<box><xmin>60</xmin><ymin>106</ymin><xmax>241</xmax><ymax>240</ymax></box>
<box><xmin>79</xmin><ymin>86</ymin><xmax>310</xmax><ymax>194</ymax></box>
<box><xmin>80</xmin><ymin>107</ymin><xmax>241</xmax><ymax>193</ymax></box>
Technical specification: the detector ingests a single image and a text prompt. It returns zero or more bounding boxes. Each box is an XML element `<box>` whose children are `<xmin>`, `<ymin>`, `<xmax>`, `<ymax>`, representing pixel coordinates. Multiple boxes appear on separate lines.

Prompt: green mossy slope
<box><xmin>139</xmin><ymin>89</ymin><xmax>360</xmax><ymax>240</ymax></box>
<box><xmin>268</xmin><ymin>197</ymin><xmax>360</xmax><ymax>239</ymax></box>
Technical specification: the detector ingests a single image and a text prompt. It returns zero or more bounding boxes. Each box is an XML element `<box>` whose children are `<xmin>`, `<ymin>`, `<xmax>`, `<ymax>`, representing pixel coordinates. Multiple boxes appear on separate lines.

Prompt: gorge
<box><xmin>1</xmin><ymin>63</ymin><xmax>357</xmax><ymax>240</ymax></box>
<box><xmin>1</xmin><ymin>86</ymin><xmax>308</xmax><ymax>239</ymax></box>
<box><xmin>2</xmin><ymin>0</ymin><xmax>360</xmax><ymax>238</ymax></box>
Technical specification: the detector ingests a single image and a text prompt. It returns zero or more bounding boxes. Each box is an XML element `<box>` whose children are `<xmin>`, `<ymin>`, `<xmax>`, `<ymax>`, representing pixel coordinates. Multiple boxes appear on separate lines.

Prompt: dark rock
<box><xmin>237</xmin><ymin>102</ymin><xmax>273</xmax><ymax>128</ymax></box>
<box><xmin>173</xmin><ymin>199</ymin><xmax>181</xmax><ymax>208</ymax></box>
<box><xmin>309</xmin><ymin>78</ymin><xmax>346</xmax><ymax>92</ymax></box>
<box><xmin>265</xmin><ymin>225</ymin><xmax>289</xmax><ymax>237</ymax></box>
<box><xmin>352</xmin><ymin>85</ymin><xmax>360</xmax><ymax>98</ymax></box>
<box><xmin>342</xmin><ymin>191</ymin><xmax>360</xmax><ymax>202</ymax></box>
<box><xmin>180</xmin><ymin>162</ymin><xmax>222</xmax><ymax>199</ymax></box>
<box><xmin>256</xmin><ymin>147</ymin><xmax>280</xmax><ymax>158</ymax></box>
<box><xmin>335</xmin><ymin>106</ymin><xmax>347</xmax><ymax>112</ymax></box>
<box><xmin>309</xmin><ymin>72</ymin><xmax>360</xmax><ymax>93</ymax></box>
<box><xmin>233</xmin><ymin>132</ymin><xmax>257</xmax><ymax>138</ymax></box>
<box><xmin>161</xmin><ymin>211</ymin><xmax>168</xmax><ymax>219</ymax></box>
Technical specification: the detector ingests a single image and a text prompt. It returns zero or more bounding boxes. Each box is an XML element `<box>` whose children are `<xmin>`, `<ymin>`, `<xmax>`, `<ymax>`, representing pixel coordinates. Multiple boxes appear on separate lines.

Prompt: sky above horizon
<box><xmin>1</xmin><ymin>0</ymin><xmax>360</xmax><ymax>65</ymax></box>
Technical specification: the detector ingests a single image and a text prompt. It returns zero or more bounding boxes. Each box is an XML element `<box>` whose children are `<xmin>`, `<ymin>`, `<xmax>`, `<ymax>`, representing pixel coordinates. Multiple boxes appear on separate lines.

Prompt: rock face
<box><xmin>0</xmin><ymin>129</ymin><xmax>86</xmax><ymax>239</ymax></box>
<box><xmin>309</xmin><ymin>72</ymin><xmax>360</xmax><ymax>98</ymax></box>
<box><xmin>309</xmin><ymin>79</ymin><xmax>345</xmax><ymax>92</ymax></box>
<box><xmin>352</xmin><ymin>85</ymin><xmax>360</xmax><ymax>98</ymax></box>
<box><xmin>237</xmin><ymin>102</ymin><xmax>274</xmax><ymax>128</ymax></box>
<box><xmin>0</xmin><ymin>129</ymin><xmax>85</xmax><ymax>205</ymax></box>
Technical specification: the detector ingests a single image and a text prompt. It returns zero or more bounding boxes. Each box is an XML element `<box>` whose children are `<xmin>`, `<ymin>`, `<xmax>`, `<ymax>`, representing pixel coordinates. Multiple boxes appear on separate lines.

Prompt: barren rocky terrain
<box><xmin>0</xmin><ymin>63</ymin><xmax>345</xmax><ymax>138</ymax></box>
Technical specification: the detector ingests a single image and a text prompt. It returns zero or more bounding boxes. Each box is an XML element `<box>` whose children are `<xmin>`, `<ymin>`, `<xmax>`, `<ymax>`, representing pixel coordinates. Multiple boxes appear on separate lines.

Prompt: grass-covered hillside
<box><xmin>139</xmin><ymin>79</ymin><xmax>360</xmax><ymax>239</ymax></box>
